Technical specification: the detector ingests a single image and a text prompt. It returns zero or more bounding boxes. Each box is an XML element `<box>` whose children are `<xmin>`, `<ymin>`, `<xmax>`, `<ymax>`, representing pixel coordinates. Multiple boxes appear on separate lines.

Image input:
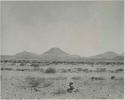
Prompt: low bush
<box><xmin>45</xmin><ymin>67</ymin><xmax>56</xmax><ymax>73</ymax></box>
<box><xmin>49</xmin><ymin>77</ymin><xmax>67</xmax><ymax>80</ymax></box>
<box><xmin>30</xmin><ymin>63</ymin><xmax>40</xmax><ymax>67</ymax></box>
<box><xmin>72</xmin><ymin>76</ymin><xmax>81</xmax><ymax>80</ymax></box>
<box><xmin>111</xmin><ymin>76</ymin><xmax>115</xmax><ymax>80</ymax></box>
<box><xmin>16</xmin><ymin>68</ymin><xmax>24</xmax><ymax>71</ymax></box>
<box><xmin>115</xmin><ymin>68</ymin><xmax>124</xmax><ymax>72</ymax></box>
<box><xmin>96</xmin><ymin>68</ymin><xmax>106</xmax><ymax>72</ymax></box>
<box><xmin>1</xmin><ymin>68</ymin><xmax>4</xmax><ymax>70</ymax></box>
<box><xmin>77</xmin><ymin>68</ymin><xmax>83</xmax><ymax>71</ymax></box>
<box><xmin>91</xmin><ymin>76</ymin><xmax>104</xmax><ymax>80</ymax></box>
<box><xmin>20</xmin><ymin>63</ymin><xmax>25</xmax><ymax>66</ymax></box>
<box><xmin>4</xmin><ymin>68</ymin><xmax>13</xmax><ymax>71</ymax></box>
<box><xmin>68</xmin><ymin>69</ymin><xmax>71</xmax><ymax>72</ymax></box>
<box><xmin>82</xmin><ymin>69</ymin><xmax>89</xmax><ymax>72</ymax></box>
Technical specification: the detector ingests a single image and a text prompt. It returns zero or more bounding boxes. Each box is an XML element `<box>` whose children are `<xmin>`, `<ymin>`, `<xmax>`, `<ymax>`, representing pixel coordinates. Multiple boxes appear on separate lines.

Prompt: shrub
<box><xmin>5</xmin><ymin>68</ymin><xmax>13</xmax><ymax>71</ymax></box>
<box><xmin>30</xmin><ymin>63</ymin><xmax>39</xmax><ymax>67</ymax></box>
<box><xmin>111</xmin><ymin>76</ymin><xmax>115</xmax><ymax>80</ymax></box>
<box><xmin>91</xmin><ymin>76</ymin><xmax>104</xmax><ymax>80</ymax></box>
<box><xmin>68</xmin><ymin>69</ymin><xmax>71</xmax><ymax>72</ymax></box>
<box><xmin>96</xmin><ymin>68</ymin><xmax>106</xmax><ymax>72</ymax></box>
<box><xmin>45</xmin><ymin>67</ymin><xmax>56</xmax><ymax>73</ymax></box>
<box><xmin>16</xmin><ymin>68</ymin><xmax>24</xmax><ymax>71</ymax></box>
<box><xmin>77</xmin><ymin>68</ymin><xmax>83</xmax><ymax>71</ymax></box>
<box><xmin>50</xmin><ymin>77</ymin><xmax>67</xmax><ymax>80</ymax></box>
<box><xmin>1</xmin><ymin>68</ymin><xmax>4</xmax><ymax>70</ymax></box>
<box><xmin>72</xmin><ymin>76</ymin><xmax>81</xmax><ymax>80</ymax></box>
<box><xmin>115</xmin><ymin>69</ymin><xmax>124</xmax><ymax>72</ymax></box>
<box><xmin>20</xmin><ymin>63</ymin><xmax>25</xmax><ymax>66</ymax></box>
<box><xmin>83</xmin><ymin>69</ymin><xmax>89</xmax><ymax>72</ymax></box>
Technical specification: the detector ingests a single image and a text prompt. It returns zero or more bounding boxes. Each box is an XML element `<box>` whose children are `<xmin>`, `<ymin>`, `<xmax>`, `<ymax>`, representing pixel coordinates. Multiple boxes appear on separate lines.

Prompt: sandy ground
<box><xmin>1</xmin><ymin>64</ymin><xmax>124</xmax><ymax>99</ymax></box>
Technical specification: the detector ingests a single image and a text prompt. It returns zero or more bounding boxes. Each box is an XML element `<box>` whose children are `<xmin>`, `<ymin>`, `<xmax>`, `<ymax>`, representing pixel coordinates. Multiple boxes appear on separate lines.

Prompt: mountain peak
<box><xmin>42</xmin><ymin>47</ymin><xmax>69</xmax><ymax>56</ymax></box>
<box><xmin>39</xmin><ymin>48</ymin><xmax>81</xmax><ymax>61</ymax></box>
<box><xmin>49</xmin><ymin>47</ymin><xmax>63</xmax><ymax>51</ymax></box>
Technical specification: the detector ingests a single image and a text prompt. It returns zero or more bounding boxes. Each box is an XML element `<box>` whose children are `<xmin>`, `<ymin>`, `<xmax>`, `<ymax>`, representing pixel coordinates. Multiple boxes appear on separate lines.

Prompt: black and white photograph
<box><xmin>0</xmin><ymin>0</ymin><xmax>124</xmax><ymax>99</ymax></box>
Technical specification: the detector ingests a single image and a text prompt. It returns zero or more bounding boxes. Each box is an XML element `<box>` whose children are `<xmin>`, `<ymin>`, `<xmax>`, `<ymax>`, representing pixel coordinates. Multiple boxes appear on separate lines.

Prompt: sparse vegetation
<box><xmin>1</xmin><ymin>60</ymin><xmax>124</xmax><ymax>99</ymax></box>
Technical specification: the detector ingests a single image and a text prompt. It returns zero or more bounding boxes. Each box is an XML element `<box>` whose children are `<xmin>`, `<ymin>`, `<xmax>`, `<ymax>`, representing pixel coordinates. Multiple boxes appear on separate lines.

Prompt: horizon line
<box><xmin>1</xmin><ymin>47</ymin><xmax>124</xmax><ymax>57</ymax></box>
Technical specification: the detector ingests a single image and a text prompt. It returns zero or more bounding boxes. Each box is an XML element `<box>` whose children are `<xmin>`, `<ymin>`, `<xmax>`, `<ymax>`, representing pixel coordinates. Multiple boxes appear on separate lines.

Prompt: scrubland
<box><xmin>1</xmin><ymin>62</ymin><xmax>124</xmax><ymax>99</ymax></box>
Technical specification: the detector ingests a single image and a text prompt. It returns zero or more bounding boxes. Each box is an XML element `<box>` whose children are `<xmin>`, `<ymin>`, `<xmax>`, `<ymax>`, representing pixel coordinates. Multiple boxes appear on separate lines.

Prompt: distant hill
<box><xmin>15</xmin><ymin>51</ymin><xmax>39</xmax><ymax>60</ymax></box>
<box><xmin>113</xmin><ymin>53</ymin><xmax>124</xmax><ymax>60</ymax></box>
<box><xmin>90</xmin><ymin>51</ymin><xmax>119</xmax><ymax>59</ymax></box>
<box><xmin>113</xmin><ymin>56</ymin><xmax>124</xmax><ymax>60</ymax></box>
<box><xmin>0</xmin><ymin>48</ymin><xmax>124</xmax><ymax>62</ymax></box>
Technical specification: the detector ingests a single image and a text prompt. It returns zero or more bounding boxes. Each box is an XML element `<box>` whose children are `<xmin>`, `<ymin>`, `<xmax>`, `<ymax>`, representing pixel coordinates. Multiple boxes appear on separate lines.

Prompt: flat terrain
<box><xmin>1</xmin><ymin>63</ymin><xmax>124</xmax><ymax>99</ymax></box>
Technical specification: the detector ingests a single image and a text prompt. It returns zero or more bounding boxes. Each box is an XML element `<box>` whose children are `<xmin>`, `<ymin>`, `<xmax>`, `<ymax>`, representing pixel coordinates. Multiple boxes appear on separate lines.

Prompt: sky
<box><xmin>1</xmin><ymin>1</ymin><xmax>124</xmax><ymax>57</ymax></box>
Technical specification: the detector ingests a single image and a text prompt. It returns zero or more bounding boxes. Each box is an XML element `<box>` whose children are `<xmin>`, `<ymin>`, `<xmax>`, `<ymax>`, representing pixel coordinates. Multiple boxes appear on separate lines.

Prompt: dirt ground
<box><xmin>1</xmin><ymin>64</ymin><xmax>124</xmax><ymax>99</ymax></box>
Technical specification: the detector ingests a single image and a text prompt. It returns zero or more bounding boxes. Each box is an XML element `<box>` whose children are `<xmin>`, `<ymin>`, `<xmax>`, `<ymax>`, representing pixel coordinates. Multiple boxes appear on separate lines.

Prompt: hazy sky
<box><xmin>1</xmin><ymin>1</ymin><xmax>124</xmax><ymax>56</ymax></box>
